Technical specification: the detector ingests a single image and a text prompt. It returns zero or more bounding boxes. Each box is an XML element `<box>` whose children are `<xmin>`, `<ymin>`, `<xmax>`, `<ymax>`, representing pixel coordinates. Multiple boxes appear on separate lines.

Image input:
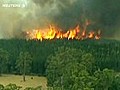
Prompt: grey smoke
<box><xmin>0</xmin><ymin>0</ymin><xmax>60</xmax><ymax>38</ymax></box>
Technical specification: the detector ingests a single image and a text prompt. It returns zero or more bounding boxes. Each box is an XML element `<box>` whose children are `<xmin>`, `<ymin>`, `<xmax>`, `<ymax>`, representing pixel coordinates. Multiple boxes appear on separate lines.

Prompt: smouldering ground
<box><xmin>0</xmin><ymin>74</ymin><xmax>47</xmax><ymax>90</ymax></box>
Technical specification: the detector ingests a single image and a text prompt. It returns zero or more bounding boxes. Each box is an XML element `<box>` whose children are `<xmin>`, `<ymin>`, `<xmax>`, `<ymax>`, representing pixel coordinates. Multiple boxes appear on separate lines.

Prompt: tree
<box><xmin>0</xmin><ymin>48</ymin><xmax>9</xmax><ymax>76</ymax></box>
<box><xmin>109</xmin><ymin>73</ymin><xmax>120</xmax><ymax>90</ymax></box>
<box><xmin>94</xmin><ymin>68</ymin><xmax>115</xmax><ymax>90</ymax></box>
<box><xmin>46</xmin><ymin>47</ymin><xmax>95</xmax><ymax>89</ymax></box>
<box><xmin>5</xmin><ymin>83</ymin><xmax>22</xmax><ymax>90</ymax></box>
<box><xmin>16</xmin><ymin>51</ymin><xmax>32</xmax><ymax>81</ymax></box>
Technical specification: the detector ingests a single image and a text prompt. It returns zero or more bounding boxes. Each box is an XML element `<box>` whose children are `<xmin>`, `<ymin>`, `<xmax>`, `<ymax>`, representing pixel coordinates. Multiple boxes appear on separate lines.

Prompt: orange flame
<box><xmin>26</xmin><ymin>25</ymin><xmax>101</xmax><ymax>41</ymax></box>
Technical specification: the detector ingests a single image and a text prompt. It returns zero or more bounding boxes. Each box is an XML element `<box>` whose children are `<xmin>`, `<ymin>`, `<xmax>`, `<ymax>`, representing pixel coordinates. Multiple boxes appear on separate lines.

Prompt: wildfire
<box><xmin>26</xmin><ymin>25</ymin><xmax>101</xmax><ymax>41</ymax></box>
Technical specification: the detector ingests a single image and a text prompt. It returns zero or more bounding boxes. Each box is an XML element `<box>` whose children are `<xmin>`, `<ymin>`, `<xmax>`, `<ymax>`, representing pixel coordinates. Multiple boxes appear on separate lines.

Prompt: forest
<box><xmin>0</xmin><ymin>39</ymin><xmax>119</xmax><ymax>74</ymax></box>
<box><xmin>0</xmin><ymin>39</ymin><xmax>120</xmax><ymax>89</ymax></box>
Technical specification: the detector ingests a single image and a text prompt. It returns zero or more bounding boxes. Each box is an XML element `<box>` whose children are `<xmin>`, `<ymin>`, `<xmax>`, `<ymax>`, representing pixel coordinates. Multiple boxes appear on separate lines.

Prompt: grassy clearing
<box><xmin>0</xmin><ymin>74</ymin><xmax>47</xmax><ymax>90</ymax></box>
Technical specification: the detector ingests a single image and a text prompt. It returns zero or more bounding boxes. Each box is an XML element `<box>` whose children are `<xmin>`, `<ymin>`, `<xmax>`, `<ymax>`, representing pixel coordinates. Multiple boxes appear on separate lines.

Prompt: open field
<box><xmin>0</xmin><ymin>74</ymin><xmax>47</xmax><ymax>90</ymax></box>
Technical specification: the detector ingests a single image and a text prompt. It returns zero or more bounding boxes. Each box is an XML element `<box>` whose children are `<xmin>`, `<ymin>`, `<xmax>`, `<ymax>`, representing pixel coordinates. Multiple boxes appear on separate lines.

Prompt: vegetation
<box><xmin>0</xmin><ymin>39</ymin><xmax>120</xmax><ymax>75</ymax></box>
<box><xmin>0</xmin><ymin>48</ymin><xmax>9</xmax><ymax>76</ymax></box>
<box><xmin>46</xmin><ymin>46</ymin><xmax>120</xmax><ymax>90</ymax></box>
<box><xmin>46</xmin><ymin>47</ymin><xmax>95</xmax><ymax>88</ymax></box>
<box><xmin>0</xmin><ymin>83</ymin><xmax>42</xmax><ymax>90</ymax></box>
<box><xmin>0</xmin><ymin>39</ymin><xmax>120</xmax><ymax>89</ymax></box>
<box><xmin>16</xmin><ymin>51</ymin><xmax>32</xmax><ymax>81</ymax></box>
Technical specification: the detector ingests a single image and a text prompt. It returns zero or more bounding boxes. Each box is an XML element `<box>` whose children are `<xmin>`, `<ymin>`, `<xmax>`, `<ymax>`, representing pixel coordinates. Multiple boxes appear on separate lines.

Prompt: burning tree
<box><xmin>25</xmin><ymin>24</ymin><xmax>101</xmax><ymax>41</ymax></box>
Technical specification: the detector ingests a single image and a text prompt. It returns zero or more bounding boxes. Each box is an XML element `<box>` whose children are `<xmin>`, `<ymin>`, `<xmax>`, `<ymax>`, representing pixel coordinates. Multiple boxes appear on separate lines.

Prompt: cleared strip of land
<box><xmin>0</xmin><ymin>74</ymin><xmax>47</xmax><ymax>90</ymax></box>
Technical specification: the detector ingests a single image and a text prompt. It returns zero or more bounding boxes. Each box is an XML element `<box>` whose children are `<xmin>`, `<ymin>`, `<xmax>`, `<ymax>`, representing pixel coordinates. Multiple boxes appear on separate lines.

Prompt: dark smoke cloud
<box><xmin>56</xmin><ymin>0</ymin><xmax>120</xmax><ymax>39</ymax></box>
<box><xmin>0</xmin><ymin>0</ymin><xmax>120</xmax><ymax>39</ymax></box>
<box><xmin>32</xmin><ymin>0</ymin><xmax>85</xmax><ymax>30</ymax></box>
